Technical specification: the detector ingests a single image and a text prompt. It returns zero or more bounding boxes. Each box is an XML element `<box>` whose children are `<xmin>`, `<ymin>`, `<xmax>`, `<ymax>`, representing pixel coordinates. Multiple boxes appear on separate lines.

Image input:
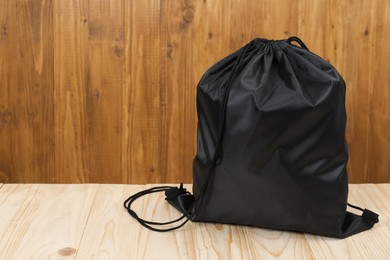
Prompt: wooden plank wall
<box><xmin>0</xmin><ymin>0</ymin><xmax>389</xmax><ymax>184</ymax></box>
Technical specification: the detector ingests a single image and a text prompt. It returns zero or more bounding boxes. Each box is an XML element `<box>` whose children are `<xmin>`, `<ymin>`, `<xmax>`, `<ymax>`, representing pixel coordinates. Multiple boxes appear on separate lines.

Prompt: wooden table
<box><xmin>0</xmin><ymin>183</ymin><xmax>389</xmax><ymax>259</ymax></box>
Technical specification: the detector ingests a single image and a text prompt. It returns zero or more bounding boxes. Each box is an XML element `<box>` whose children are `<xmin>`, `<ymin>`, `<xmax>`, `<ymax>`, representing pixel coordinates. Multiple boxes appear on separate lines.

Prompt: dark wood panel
<box><xmin>124</xmin><ymin>0</ymin><xmax>162</xmax><ymax>183</ymax></box>
<box><xmin>160</xmin><ymin>0</ymin><xmax>197</xmax><ymax>184</ymax></box>
<box><xmin>0</xmin><ymin>0</ymin><xmax>389</xmax><ymax>183</ymax></box>
<box><xmin>53</xmin><ymin>0</ymin><xmax>89</xmax><ymax>183</ymax></box>
<box><xmin>0</xmin><ymin>0</ymin><xmax>54</xmax><ymax>183</ymax></box>
<box><xmin>366</xmin><ymin>0</ymin><xmax>390</xmax><ymax>182</ymax></box>
<box><xmin>87</xmin><ymin>0</ymin><xmax>124</xmax><ymax>183</ymax></box>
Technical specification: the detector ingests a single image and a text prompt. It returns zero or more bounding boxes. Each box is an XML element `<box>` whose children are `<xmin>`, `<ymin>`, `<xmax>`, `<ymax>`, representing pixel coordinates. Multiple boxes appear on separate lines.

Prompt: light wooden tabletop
<box><xmin>0</xmin><ymin>183</ymin><xmax>389</xmax><ymax>259</ymax></box>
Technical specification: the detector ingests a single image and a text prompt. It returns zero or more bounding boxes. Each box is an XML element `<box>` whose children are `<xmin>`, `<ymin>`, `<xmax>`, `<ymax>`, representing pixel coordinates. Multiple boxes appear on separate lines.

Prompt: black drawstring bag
<box><xmin>124</xmin><ymin>37</ymin><xmax>379</xmax><ymax>238</ymax></box>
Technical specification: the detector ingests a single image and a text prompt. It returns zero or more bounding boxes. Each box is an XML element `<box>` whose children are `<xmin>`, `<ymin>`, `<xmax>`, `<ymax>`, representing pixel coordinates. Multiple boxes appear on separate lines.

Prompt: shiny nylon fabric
<box><xmin>191</xmin><ymin>38</ymin><xmax>373</xmax><ymax>238</ymax></box>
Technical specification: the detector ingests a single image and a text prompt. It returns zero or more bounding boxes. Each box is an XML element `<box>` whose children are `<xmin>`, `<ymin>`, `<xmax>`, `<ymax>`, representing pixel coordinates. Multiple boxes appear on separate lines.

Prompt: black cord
<box><xmin>123</xmin><ymin>186</ymin><xmax>194</xmax><ymax>232</ymax></box>
<box><xmin>287</xmin><ymin>36</ymin><xmax>309</xmax><ymax>50</ymax></box>
<box><xmin>347</xmin><ymin>202</ymin><xmax>364</xmax><ymax>212</ymax></box>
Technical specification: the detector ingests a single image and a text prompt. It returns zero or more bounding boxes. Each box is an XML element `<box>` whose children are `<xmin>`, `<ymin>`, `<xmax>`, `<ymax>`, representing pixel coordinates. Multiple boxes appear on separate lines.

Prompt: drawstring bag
<box><xmin>124</xmin><ymin>37</ymin><xmax>379</xmax><ymax>238</ymax></box>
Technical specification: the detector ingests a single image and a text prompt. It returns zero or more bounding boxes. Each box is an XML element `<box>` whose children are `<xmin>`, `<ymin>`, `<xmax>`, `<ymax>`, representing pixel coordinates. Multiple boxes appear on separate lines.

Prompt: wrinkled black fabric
<box><xmin>190</xmin><ymin>38</ymin><xmax>376</xmax><ymax>238</ymax></box>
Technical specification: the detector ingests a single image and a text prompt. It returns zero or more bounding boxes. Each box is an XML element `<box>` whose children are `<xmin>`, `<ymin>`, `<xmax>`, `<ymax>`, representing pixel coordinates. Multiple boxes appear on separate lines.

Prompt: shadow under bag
<box><xmin>124</xmin><ymin>37</ymin><xmax>379</xmax><ymax>238</ymax></box>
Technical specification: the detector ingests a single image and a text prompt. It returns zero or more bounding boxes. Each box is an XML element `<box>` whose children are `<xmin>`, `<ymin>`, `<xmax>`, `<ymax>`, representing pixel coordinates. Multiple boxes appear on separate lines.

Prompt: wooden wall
<box><xmin>0</xmin><ymin>0</ymin><xmax>389</xmax><ymax>184</ymax></box>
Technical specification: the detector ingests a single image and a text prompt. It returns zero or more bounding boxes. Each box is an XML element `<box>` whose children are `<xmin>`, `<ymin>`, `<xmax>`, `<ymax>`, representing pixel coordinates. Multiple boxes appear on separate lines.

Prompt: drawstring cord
<box><xmin>286</xmin><ymin>36</ymin><xmax>309</xmax><ymax>50</ymax></box>
<box><xmin>123</xmin><ymin>186</ymin><xmax>192</xmax><ymax>232</ymax></box>
<box><xmin>347</xmin><ymin>203</ymin><xmax>379</xmax><ymax>223</ymax></box>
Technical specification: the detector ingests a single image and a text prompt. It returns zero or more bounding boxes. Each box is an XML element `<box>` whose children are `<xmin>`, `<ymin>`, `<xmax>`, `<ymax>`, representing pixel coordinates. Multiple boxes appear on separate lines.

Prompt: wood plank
<box><xmin>337</xmin><ymin>0</ymin><xmax>378</xmax><ymax>183</ymax></box>
<box><xmin>123</xmin><ymin>0</ymin><xmax>162</xmax><ymax>183</ymax></box>
<box><xmin>0</xmin><ymin>0</ymin><xmax>54</xmax><ymax>182</ymax></box>
<box><xmin>53</xmin><ymin>0</ymin><xmax>90</xmax><ymax>183</ymax></box>
<box><xmin>0</xmin><ymin>184</ymin><xmax>40</xmax><ymax>241</ymax></box>
<box><xmin>0</xmin><ymin>1</ymin><xmax>18</xmax><ymax>183</ymax></box>
<box><xmin>0</xmin><ymin>184</ymin><xmax>97</xmax><ymax>259</ymax></box>
<box><xmin>0</xmin><ymin>0</ymin><xmax>10</xmax><ymax>183</ymax></box>
<box><xmin>376</xmin><ymin>183</ymin><xmax>390</xmax><ymax>199</ymax></box>
<box><xmin>87</xmin><ymin>0</ymin><xmax>124</xmax><ymax>183</ymax></box>
<box><xmin>160</xmin><ymin>0</ymin><xmax>197</xmax><ymax>183</ymax></box>
<box><xmin>366</xmin><ymin>1</ymin><xmax>390</xmax><ymax>182</ymax></box>
<box><xmin>75</xmin><ymin>184</ymin><xmax>143</xmax><ymax>259</ymax></box>
<box><xmin>305</xmin><ymin>184</ymin><xmax>390</xmax><ymax>259</ymax></box>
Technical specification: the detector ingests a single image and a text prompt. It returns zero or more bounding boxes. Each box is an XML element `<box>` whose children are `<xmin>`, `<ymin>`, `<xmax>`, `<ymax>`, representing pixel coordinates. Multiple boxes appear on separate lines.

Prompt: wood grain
<box><xmin>338</xmin><ymin>0</ymin><xmax>383</xmax><ymax>183</ymax></box>
<box><xmin>123</xmin><ymin>0</ymin><xmax>162</xmax><ymax>184</ymax></box>
<box><xmin>0</xmin><ymin>0</ymin><xmax>54</xmax><ymax>182</ymax></box>
<box><xmin>87</xmin><ymin>0</ymin><xmax>124</xmax><ymax>183</ymax></box>
<box><xmin>74</xmin><ymin>185</ymin><xmax>141</xmax><ymax>259</ymax></box>
<box><xmin>53</xmin><ymin>0</ymin><xmax>90</xmax><ymax>183</ymax></box>
<box><xmin>0</xmin><ymin>184</ymin><xmax>97</xmax><ymax>259</ymax></box>
<box><xmin>0</xmin><ymin>0</ymin><xmax>389</xmax><ymax>183</ymax></box>
<box><xmin>366</xmin><ymin>1</ymin><xmax>390</xmax><ymax>183</ymax></box>
<box><xmin>0</xmin><ymin>184</ymin><xmax>388</xmax><ymax>259</ymax></box>
<box><xmin>160</xmin><ymin>0</ymin><xmax>197</xmax><ymax>184</ymax></box>
<box><xmin>0</xmin><ymin>184</ymin><xmax>40</xmax><ymax>241</ymax></box>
